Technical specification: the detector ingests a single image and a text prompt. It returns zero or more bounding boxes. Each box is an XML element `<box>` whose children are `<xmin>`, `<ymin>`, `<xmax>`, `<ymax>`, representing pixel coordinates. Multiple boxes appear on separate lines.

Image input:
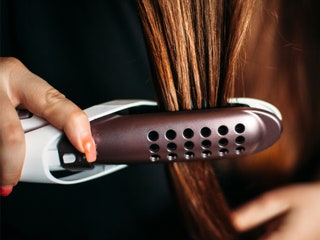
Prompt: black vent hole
<box><xmin>148</xmin><ymin>131</ymin><xmax>159</xmax><ymax>141</ymax></box>
<box><xmin>218</xmin><ymin>138</ymin><xmax>228</xmax><ymax>147</ymax></box>
<box><xmin>201</xmin><ymin>140</ymin><xmax>211</xmax><ymax>149</ymax></box>
<box><xmin>149</xmin><ymin>144</ymin><xmax>160</xmax><ymax>153</ymax></box>
<box><xmin>185</xmin><ymin>152</ymin><xmax>194</xmax><ymax>159</ymax></box>
<box><xmin>235</xmin><ymin>123</ymin><xmax>245</xmax><ymax>133</ymax></box>
<box><xmin>236</xmin><ymin>147</ymin><xmax>245</xmax><ymax>154</ymax></box>
<box><xmin>200</xmin><ymin>127</ymin><xmax>211</xmax><ymax>138</ymax></box>
<box><xmin>165</xmin><ymin>129</ymin><xmax>176</xmax><ymax>140</ymax></box>
<box><xmin>150</xmin><ymin>154</ymin><xmax>160</xmax><ymax>162</ymax></box>
<box><xmin>218</xmin><ymin>125</ymin><xmax>228</xmax><ymax>135</ymax></box>
<box><xmin>167</xmin><ymin>153</ymin><xmax>177</xmax><ymax>161</ymax></box>
<box><xmin>184</xmin><ymin>141</ymin><xmax>194</xmax><ymax>150</ymax></box>
<box><xmin>167</xmin><ymin>142</ymin><xmax>177</xmax><ymax>151</ymax></box>
<box><xmin>219</xmin><ymin>148</ymin><xmax>229</xmax><ymax>156</ymax></box>
<box><xmin>183</xmin><ymin>128</ymin><xmax>194</xmax><ymax>139</ymax></box>
<box><xmin>235</xmin><ymin>136</ymin><xmax>245</xmax><ymax>144</ymax></box>
<box><xmin>202</xmin><ymin>150</ymin><xmax>212</xmax><ymax>158</ymax></box>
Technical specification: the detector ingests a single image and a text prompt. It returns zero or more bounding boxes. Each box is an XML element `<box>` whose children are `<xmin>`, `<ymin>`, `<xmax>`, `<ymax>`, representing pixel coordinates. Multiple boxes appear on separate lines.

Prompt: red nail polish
<box><xmin>0</xmin><ymin>186</ymin><xmax>13</xmax><ymax>197</ymax></box>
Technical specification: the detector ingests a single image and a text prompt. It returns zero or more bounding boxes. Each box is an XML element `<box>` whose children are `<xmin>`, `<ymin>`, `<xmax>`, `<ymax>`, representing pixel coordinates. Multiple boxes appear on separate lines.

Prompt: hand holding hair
<box><xmin>232</xmin><ymin>183</ymin><xmax>320</xmax><ymax>240</ymax></box>
<box><xmin>0</xmin><ymin>57</ymin><xmax>96</xmax><ymax>196</ymax></box>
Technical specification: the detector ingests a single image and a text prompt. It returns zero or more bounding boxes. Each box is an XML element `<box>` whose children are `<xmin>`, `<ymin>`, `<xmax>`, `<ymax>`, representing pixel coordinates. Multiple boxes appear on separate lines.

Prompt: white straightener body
<box><xmin>19</xmin><ymin>98</ymin><xmax>282</xmax><ymax>184</ymax></box>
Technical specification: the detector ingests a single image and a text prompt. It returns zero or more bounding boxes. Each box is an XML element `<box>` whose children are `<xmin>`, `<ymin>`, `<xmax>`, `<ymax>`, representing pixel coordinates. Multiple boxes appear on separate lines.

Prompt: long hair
<box><xmin>137</xmin><ymin>0</ymin><xmax>320</xmax><ymax>239</ymax></box>
<box><xmin>137</xmin><ymin>0</ymin><xmax>258</xmax><ymax>239</ymax></box>
<box><xmin>237</xmin><ymin>0</ymin><xmax>320</xmax><ymax>187</ymax></box>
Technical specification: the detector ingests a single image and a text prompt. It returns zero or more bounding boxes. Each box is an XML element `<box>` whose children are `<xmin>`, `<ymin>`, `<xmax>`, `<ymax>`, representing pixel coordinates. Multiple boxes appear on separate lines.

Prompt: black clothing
<box><xmin>1</xmin><ymin>1</ymin><xmax>187</xmax><ymax>239</ymax></box>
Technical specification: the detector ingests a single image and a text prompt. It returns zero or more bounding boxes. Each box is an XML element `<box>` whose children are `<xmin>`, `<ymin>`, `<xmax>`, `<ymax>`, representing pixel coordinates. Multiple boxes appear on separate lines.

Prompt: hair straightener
<box><xmin>19</xmin><ymin>98</ymin><xmax>282</xmax><ymax>184</ymax></box>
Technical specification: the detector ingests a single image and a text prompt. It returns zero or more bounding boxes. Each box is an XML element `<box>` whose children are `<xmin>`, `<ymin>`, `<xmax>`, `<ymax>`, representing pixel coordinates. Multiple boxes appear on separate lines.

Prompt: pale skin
<box><xmin>0</xmin><ymin>57</ymin><xmax>96</xmax><ymax>196</ymax></box>
<box><xmin>232</xmin><ymin>183</ymin><xmax>320</xmax><ymax>240</ymax></box>
<box><xmin>2</xmin><ymin>57</ymin><xmax>320</xmax><ymax>239</ymax></box>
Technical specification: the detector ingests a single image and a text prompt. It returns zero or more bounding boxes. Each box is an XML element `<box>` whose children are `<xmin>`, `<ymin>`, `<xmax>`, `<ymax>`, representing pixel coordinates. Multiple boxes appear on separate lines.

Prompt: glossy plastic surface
<box><xmin>19</xmin><ymin>98</ymin><xmax>282</xmax><ymax>184</ymax></box>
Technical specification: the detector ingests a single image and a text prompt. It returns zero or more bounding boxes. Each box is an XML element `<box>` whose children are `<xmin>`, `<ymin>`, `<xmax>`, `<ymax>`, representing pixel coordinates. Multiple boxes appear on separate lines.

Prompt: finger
<box><xmin>0</xmin><ymin>92</ymin><xmax>25</xmax><ymax>187</ymax></box>
<box><xmin>8</xmin><ymin>59</ymin><xmax>96</xmax><ymax>162</ymax></box>
<box><xmin>231</xmin><ymin>189</ymin><xmax>291</xmax><ymax>232</ymax></box>
<box><xmin>23</xmin><ymin>74</ymin><xmax>97</xmax><ymax>162</ymax></box>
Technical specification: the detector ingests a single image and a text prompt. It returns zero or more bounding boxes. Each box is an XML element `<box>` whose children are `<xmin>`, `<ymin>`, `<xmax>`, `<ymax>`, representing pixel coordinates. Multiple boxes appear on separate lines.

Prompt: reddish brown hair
<box><xmin>138</xmin><ymin>0</ymin><xmax>320</xmax><ymax>239</ymax></box>
<box><xmin>137</xmin><ymin>0</ymin><xmax>257</xmax><ymax>239</ymax></box>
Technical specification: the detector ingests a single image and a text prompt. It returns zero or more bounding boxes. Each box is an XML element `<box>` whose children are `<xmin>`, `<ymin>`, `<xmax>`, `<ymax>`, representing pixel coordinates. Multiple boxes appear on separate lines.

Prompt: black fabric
<box><xmin>0</xmin><ymin>1</ymin><xmax>188</xmax><ymax>239</ymax></box>
<box><xmin>1</xmin><ymin>0</ymin><xmax>155</xmax><ymax>108</ymax></box>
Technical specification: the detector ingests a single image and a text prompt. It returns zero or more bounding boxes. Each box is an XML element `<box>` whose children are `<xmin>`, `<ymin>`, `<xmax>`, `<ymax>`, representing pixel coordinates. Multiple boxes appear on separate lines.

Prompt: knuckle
<box><xmin>0</xmin><ymin>57</ymin><xmax>23</xmax><ymax>84</ymax></box>
<box><xmin>0</xmin><ymin>57</ymin><xmax>29</xmax><ymax>105</ymax></box>
<box><xmin>44</xmin><ymin>87</ymin><xmax>66</xmax><ymax>106</ymax></box>
<box><xmin>40</xmin><ymin>87</ymin><xmax>67</xmax><ymax>117</ymax></box>
<box><xmin>0</xmin><ymin>57</ymin><xmax>25</xmax><ymax>78</ymax></box>
<box><xmin>0</xmin><ymin>57</ymin><xmax>22</xmax><ymax>67</ymax></box>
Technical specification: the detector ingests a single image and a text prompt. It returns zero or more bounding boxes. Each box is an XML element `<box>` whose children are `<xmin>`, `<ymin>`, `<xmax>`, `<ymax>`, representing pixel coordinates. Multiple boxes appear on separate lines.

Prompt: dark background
<box><xmin>0</xmin><ymin>1</ymin><xmax>187</xmax><ymax>239</ymax></box>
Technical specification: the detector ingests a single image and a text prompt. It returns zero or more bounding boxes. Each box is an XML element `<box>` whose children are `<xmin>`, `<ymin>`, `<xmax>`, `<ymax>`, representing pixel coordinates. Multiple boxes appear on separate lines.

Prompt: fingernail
<box><xmin>0</xmin><ymin>186</ymin><xmax>13</xmax><ymax>197</ymax></box>
<box><xmin>82</xmin><ymin>136</ymin><xmax>96</xmax><ymax>162</ymax></box>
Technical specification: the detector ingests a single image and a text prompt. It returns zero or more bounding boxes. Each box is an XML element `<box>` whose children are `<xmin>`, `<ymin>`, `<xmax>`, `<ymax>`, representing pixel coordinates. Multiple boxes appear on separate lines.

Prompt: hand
<box><xmin>232</xmin><ymin>182</ymin><xmax>320</xmax><ymax>240</ymax></box>
<box><xmin>0</xmin><ymin>57</ymin><xmax>96</xmax><ymax>196</ymax></box>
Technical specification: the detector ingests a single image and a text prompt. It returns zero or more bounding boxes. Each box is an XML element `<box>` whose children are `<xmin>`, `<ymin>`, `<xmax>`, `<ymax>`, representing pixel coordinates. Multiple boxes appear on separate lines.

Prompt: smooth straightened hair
<box><xmin>137</xmin><ymin>0</ymin><xmax>258</xmax><ymax>239</ymax></box>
